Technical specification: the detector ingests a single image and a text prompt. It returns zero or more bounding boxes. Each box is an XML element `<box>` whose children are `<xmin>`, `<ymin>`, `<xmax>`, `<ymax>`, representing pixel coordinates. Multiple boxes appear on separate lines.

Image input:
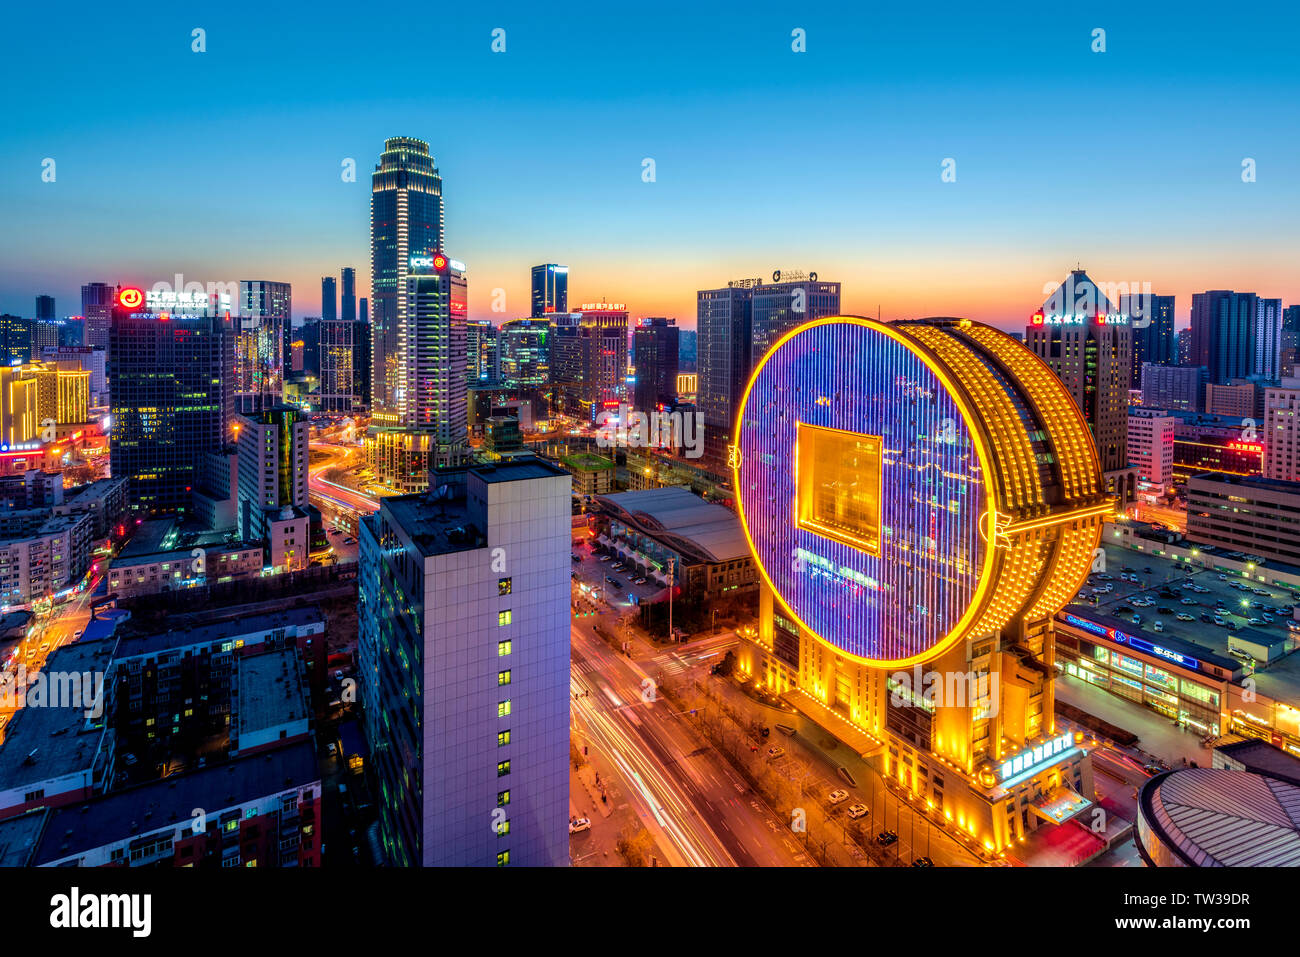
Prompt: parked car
<box><xmin>911</xmin><ymin>856</ymin><xmax>934</xmax><ymax>867</ymax></box>
<box><xmin>876</xmin><ymin>830</ymin><xmax>899</xmax><ymax>847</ymax></box>
<box><xmin>827</xmin><ymin>789</ymin><xmax>850</xmax><ymax>805</ymax></box>
<box><xmin>766</xmin><ymin>746</ymin><xmax>786</xmax><ymax>759</ymax></box>
<box><xmin>568</xmin><ymin>817</ymin><xmax>591</xmax><ymax>834</ymax></box>
<box><xmin>846</xmin><ymin>803</ymin><xmax>868</xmax><ymax>820</ymax></box>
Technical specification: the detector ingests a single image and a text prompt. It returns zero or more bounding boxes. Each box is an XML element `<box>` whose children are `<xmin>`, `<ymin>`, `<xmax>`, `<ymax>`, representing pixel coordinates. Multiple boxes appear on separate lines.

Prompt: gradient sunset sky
<box><xmin>2</xmin><ymin>1</ymin><xmax>1297</xmax><ymax>331</ymax></box>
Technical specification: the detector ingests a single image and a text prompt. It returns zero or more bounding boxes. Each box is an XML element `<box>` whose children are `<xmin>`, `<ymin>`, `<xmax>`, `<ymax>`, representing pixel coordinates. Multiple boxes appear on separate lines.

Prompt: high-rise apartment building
<box><xmin>358</xmin><ymin>457</ymin><xmax>571</xmax><ymax>866</ymax></box>
<box><xmin>109</xmin><ymin>299</ymin><xmax>234</xmax><ymax>517</ymax></box>
<box><xmin>549</xmin><ymin>304</ymin><xmax>627</xmax><ymax>421</ymax></box>
<box><xmin>531</xmin><ymin>264</ymin><xmax>568</xmax><ymax>317</ymax></box>
<box><xmin>1026</xmin><ymin>270</ymin><xmax>1135</xmax><ymax>504</ymax></box>
<box><xmin>1141</xmin><ymin>362</ymin><xmax>1206</xmax><ymax>412</ymax></box>
<box><xmin>1263</xmin><ymin>379</ymin><xmax>1300</xmax><ymax>482</ymax></box>
<box><xmin>321</xmin><ymin>276</ymin><xmax>337</xmax><ymax>323</ymax></box>
<box><xmin>632</xmin><ymin>317</ymin><xmax>680</xmax><ymax>413</ymax></box>
<box><xmin>35</xmin><ymin>295</ymin><xmax>55</xmax><ymax>321</ymax></box>
<box><xmin>1191</xmin><ymin>291</ymin><xmax>1283</xmax><ymax>384</ymax></box>
<box><xmin>370</xmin><ymin>137</ymin><xmax>444</xmax><ymax>419</ymax></box>
<box><xmin>237</xmin><ymin>280</ymin><xmax>292</xmax><ymax>413</ymax></box>
<box><xmin>318</xmin><ymin>319</ymin><xmax>356</xmax><ymax>412</ymax></box>
<box><xmin>1282</xmin><ymin>305</ymin><xmax>1300</xmax><ymax>377</ymax></box>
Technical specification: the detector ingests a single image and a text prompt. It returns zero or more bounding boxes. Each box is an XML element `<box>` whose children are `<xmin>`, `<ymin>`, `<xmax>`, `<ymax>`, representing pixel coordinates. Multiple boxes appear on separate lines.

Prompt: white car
<box><xmin>568</xmin><ymin>817</ymin><xmax>591</xmax><ymax>834</ymax></box>
<box><xmin>827</xmin><ymin>788</ymin><xmax>850</xmax><ymax>805</ymax></box>
<box><xmin>766</xmin><ymin>746</ymin><xmax>786</xmax><ymax>759</ymax></box>
<box><xmin>846</xmin><ymin>803</ymin><xmax>868</xmax><ymax>820</ymax></box>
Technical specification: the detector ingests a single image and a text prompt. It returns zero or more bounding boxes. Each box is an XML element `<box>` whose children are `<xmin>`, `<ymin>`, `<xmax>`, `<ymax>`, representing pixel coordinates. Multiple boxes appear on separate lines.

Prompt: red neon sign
<box><xmin>118</xmin><ymin>287</ymin><xmax>144</xmax><ymax>309</ymax></box>
<box><xmin>432</xmin><ymin>254</ymin><xmax>448</xmax><ymax>271</ymax></box>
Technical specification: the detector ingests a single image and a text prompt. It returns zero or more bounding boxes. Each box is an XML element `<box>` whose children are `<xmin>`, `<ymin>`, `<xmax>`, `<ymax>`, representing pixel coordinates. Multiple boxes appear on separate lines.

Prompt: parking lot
<box><xmin>570</xmin><ymin>535</ymin><xmax>669</xmax><ymax>609</ymax></box>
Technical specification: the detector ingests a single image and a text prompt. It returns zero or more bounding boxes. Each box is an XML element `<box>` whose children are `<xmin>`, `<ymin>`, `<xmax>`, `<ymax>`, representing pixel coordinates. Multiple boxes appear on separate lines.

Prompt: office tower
<box><xmin>549</xmin><ymin>305</ymin><xmax>627</xmax><ymax>420</ymax></box>
<box><xmin>0</xmin><ymin>315</ymin><xmax>33</xmax><ymax>365</ymax></box>
<box><xmin>236</xmin><ymin>404</ymin><xmax>310</xmax><ymax>571</ymax></box>
<box><xmin>1128</xmin><ymin>408</ymin><xmax>1176</xmax><ymax>493</ymax></box>
<box><xmin>498</xmin><ymin>318</ymin><xmax>550</xmax><ymax>388</ymax></box>
<box><xmin>1263</xmin><ymin>380</ymin><xmax>1300</xmax><ymax>482</ymax></box>
<box><xmin>41</xmin><ymin>345</ymin><xmax>107</xmax><ymax>403</ymax></box>
<box><xmin>632</xmin><ymin>317</ymin><xmax>680</xmax><ymax>412</ymax></box>
<box><xmin>1281</xmin><ymin>305</ymin><xmax>1300</xmax><ymax>377</ymax></box>
<box><xmin>749</xmin><ymin>274</ymin><xmax>842</xmax><ymax>366</ymax></box>
<box><xmin>299</xmin><ymin>319</ymin><xmax>321</xmax><ymax>377</ymax></box>
<box><xmin>355</xmin><ymin>295</ymin><xmax>372</xmax><ymax>404</ymax></box>
<box><xmin>33</xmin><ymin>361</ymin><xmax>90</xmax><ymax>425</ymax></box>
<box><xmin>35</xmin><ymin>295</ymin><xmax>55</xmax><ymax>321</ymax></box>
<box><xmin>81</xmin><ymin>282</ymin><xmax>114</xmax><ymax>351</ymax></box>
<box><xmin>237</xmin><ymin>280</ymin><xmax>292</xmax><ymax>413</ymax></box>
<box><xmin>1026</xmin><ymin>269</ymin><xmax>1134</xmax><ymax>503</ymax></box>
<box><xmin>109</xmin><ymin>298</ymin><xmax>234</xmax><ymax>517</ymax></box>
<box><xmin>0</xmin><ymin>365</ymin><xmax>39</xmax><ymax>446</ymax></box>
<box><xmin>318</xmin><ymin>319</ymin><xmax>356</xmax><ymax>412</ymax></box>
<box><xmin>1205</xmin><ymin>380</ymin><xmax>1264</xmax><ymax>419</ymax></box>
<box><xmin>370</xmin><ymin>137</ymin><xmax>445</xmax><ymax>419</ymax></box>
<box><xmin>360</xmin><ymin>297</ymin><xmax>368</xmax><ymax>324</ymax></box>
<box><xmin>1177</xmin><ymin>327</ymin><xmax>1192</xmax><ymax>365</ymax></box>
<box><xmin>366</xmin><ymin>256</ymin><xmax>468</xmax><ymax>490</ymax></box>
<box><xmin>341</xmin><ymin>267</ymin><xmax>356</xmax><ymax>322</ymax></box>
<box><xmin>467</xmin><ymin>319</ymin><xmax>500</xmax><ymax>385</ymax></box>
<box><xmin>1186</xmin><ymin>474</ymin><xmax>1300</xmax><ymax>567</ymax></box>
<box><xmin>30</xmin><ymin>319</ymin><xmax>60</xmax><ymax>356</ymax></box>
<box><xmin>734</xmin><ymin>317</ymin><xmax>1107</xmax><ymax>853</ymax></box>
<box><xmin>1120</xmin><ymin>292</ymin><xmax>1175</xmax><ymax>383</ymax></box>
<box><xmin>358</xmin><ymin>456</ymin><xmax>571</xmax><ymax>866</ymax></box>
<box><xmin>1191</xmin><ymin>290</ymin><xmax>1279</xmax><ymax>384</ymax></box>
<box><xmin>321</xmin><ymin>276</ymin><xmax>337</xmax><ymax>323</ymax></box>
<box><xmin>697</xmin><ymin>282</ymin><xmax>755</xmax><ymax>475</ymax></box>
<box><xmin>530</xmin><ymin>264</ymin><xmax>568</xmax><ymax>317</ymax></box>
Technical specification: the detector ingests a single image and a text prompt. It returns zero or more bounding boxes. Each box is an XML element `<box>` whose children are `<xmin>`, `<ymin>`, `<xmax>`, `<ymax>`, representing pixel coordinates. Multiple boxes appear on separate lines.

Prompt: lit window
<box><xmin>498</xmin><ymin>577</ymin><xmax>512</xmax><ymax>596</ymax></box>
<box><xmin>498</xmin><ymin>730</ymin><xmax>511</xmax><ymax>746</ymax></box>
<box><xmin>796</xmin><ymin>423</ymin><xmax>882</xmax><ymax>554</ymax></box>
<box><xmin>497</xmin><ymin>850</ymin><xmax>510</xmax><ymax>866</ymax></box>
<box><xmin>498</xmin><ymin>609</ymin><xmax>512</xmax><ymax>626</ymax></box>
<box><xmin>498</xmin><ymin>640</ymin><xmax>511</xmax><ymax>656</ymax></box>
<box><xmin>498</xmin><ymin>699</ymin><xmax>511</xmax><ymax>717</ymax></box>
<box><xmin>498</xmin><ymin>670</ymin><xmax>511</xmax><ymax>686</ymax></box>
<box><xmin>497</xmin><ymin>760</ymin><xmax>511</xmax><ymax>777</ymax></box>
<box><xmin>497</xmin><ymin>790</ymin><xmax>510</xmax><ymax>807</ymax></box>
<box><xmin>497</xmin><ymin>818</ymin><xmax>511</xmax><ymax>836</ymax></box>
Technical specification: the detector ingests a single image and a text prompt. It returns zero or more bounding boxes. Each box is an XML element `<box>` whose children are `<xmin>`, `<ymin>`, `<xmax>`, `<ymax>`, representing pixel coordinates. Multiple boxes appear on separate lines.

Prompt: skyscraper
<box><xmin>236</xmin><ymin>403</ymin><xmax>310</xmax><ymax>572</ymax></box>
<box><xmin>697</xmin><ymin>281</ymin><xmax>755</xmax><ymax>476</ymax></box>
<box><xmin>632</xmin><ymin>317</ymin><xmax>680</xmax><ymax>412</ymax></box>
<box><xmin>0</xmin><ymin>315</ymin><xmax>32</xmax><ymax>366</ymax></box>
<box><xmin>370</xmin><ymin>137</ymin><xmax>445</xmax><ymax>419</ymax></box>
<box><xmin>1120</xmin><ymin>292</ymin><xmax>1175</xmax><ymax>383</ymax></box>
<box><xmin>358</xmin><ymin>457</ymin><xmax>572</xmax><ymax>866</ymax></box>
<box><xmin>318</xmin><ymin>319</ymin><xmax>356</xmax><ymax>412</ymax></box>
<box><xmin>35</xmin><ymin>295</ymin><xmax>55</xmax><ymax>321</ymax></box>
<box><xmin>499</xmin><ymin>318</ymin><xmax>550</xmax><ymax>389</ymax></box>
<box><xmin>1282</xmin><ymin>305</ymin><xmax>1300</xmax><ymax>377</ymax></box>
<box><xmin>749</xmin><ymin>274</ymin><xmax>842</xmax><ymax>366</ymax></box>
<box><xmin>237</xmin><ymin>280</ymin><xmax>292</xmax><ymax>413</ymax></box>
<box><xmin>341</xmin><ymin>267</ymin><xmax>357</xmax><ymax>323</ymax></box>
<box><xmin>530</xmin><ymin>264</ymin><xmax>568</xmax><ymax>317</ymax></box>
<box><xmin>1026</xmin><ymin>269</ymin><xmax>1135</xmax><ymax>504</ymax></box>
<box><xmin>321</xmin><ymin>276</ymin><xmax>337</xmax><ymax>323</ymax></box>
<box><xmin>365</xmin><ymin>255</ymin><xmax>468</xmax><ymax>490</ymax></box>
<box><xmin>1191</xmin><ymin>290</ymin><xmax>1279</xmax><ymax>384</ymax></box>
<box><xmin>81</xmin><ymin>282</ymin><xmax>114</xmax><ymax>351</ymax></box>
<box><xmin>109</xmin><ymin>297</ymin><xmax>235</xmax><ymax>517</ymax></box>
<box><xmin>549</xmin><ymin>305</ymin><xmax>627</xmax><ymax>421</ymax></box>
<box><xmin>466</xmin><ymin>319</ymin><xmax>500</xmax><ymax>386</ymax></box>
<box><xmin>1263</xmin><ymin>380</ymin><xmax>1300</xmax><ymax>483</ymax></box>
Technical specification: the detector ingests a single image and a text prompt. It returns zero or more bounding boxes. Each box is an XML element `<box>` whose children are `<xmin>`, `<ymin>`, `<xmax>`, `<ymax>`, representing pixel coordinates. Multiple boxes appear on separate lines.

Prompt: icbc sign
<box><xmin>118</xmin><ymin>287</ymin><xmax>144</xmax><ymax>309</ymax></box>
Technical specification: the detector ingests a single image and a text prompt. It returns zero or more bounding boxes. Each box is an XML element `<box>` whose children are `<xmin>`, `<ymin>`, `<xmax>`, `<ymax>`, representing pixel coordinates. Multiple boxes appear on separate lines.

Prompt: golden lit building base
<box><xmin>781</xmin><ymin>689</ymin><xmax>885</xmax><ymax>760</ymax></box>
<box><xmin>1030</xmin><ymin>785</ymin><xmax>1092</xmax><ymax>826</ymax></box>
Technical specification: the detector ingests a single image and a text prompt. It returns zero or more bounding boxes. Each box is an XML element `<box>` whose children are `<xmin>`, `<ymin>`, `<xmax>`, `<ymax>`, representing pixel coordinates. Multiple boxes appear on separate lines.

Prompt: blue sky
<box><xmin>1</xmin><ymin>0</ymin><xmax>1297</xmax><ymax>329</ymax></box>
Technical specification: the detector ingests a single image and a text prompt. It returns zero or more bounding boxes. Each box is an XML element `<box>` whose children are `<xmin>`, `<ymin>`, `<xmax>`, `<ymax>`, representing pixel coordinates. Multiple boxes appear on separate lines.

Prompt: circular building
<box><xmin>1137</xmin><ymin>767</ymin><xmax>1300</xmax><ymax>866</ymax></box>
<box><xmin>734</xmin><ymin>316</ymin><xmax>1111</xmax><ymax>666</ymax></box>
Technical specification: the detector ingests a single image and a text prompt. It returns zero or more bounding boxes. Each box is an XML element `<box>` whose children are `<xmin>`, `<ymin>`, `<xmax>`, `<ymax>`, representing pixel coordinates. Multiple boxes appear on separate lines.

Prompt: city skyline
<box><xmin>3</xmin><ymin>3</ymin><xmax>1299</xmax><ymax>328</ymax></box>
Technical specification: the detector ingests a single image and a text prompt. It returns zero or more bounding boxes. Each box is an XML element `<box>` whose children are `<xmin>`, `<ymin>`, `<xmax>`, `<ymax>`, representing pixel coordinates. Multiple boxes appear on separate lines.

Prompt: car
<box><xmin>572</xmin><ymin>554</ymin><xmax>581</xmax><ymax>563</ymax></box>
<box><xmin>766</xmin><ymin>746</ymin><xmax>786</xmax><ymax>759</ymax></box>
<box><xmin>39</xmin><ymin>642</ymin><xmax>50</xmax><ymax>653</ymax></box>
<box><xmin>611</xmin><ymin>563</ymin><xmax>625</xmax><ymax>571</ymax></box>
<box><xmin>598</xmin><ymin>554</ymin><xmax>612</xmax><ymax>563</ymax></box>
<box><xmin>876</xmin><ymin>830</ymin><xmax>899</xmax><ymax>847</ymax></box>
<box><xmin>1153</xmin><ymin>621</ymin><xmax>1164</xmax><ymax>632</ymax></box>
<box><xmin>1213</xmin><ymin>616</ymin><xmax>1226</xmax><ymax>626</ymax></box>
<box><xmin>1130</xmin><ymin>615</ymin><xmax>1141</xmax><ymax>625</ymax></box>
<box><xmin>1181</xmin><ymin>598</ymin><xmax>1197</xmax><ymax>605</ymax></box>
<box><xmin>1226</xmin><ymin>622</ymin><xmax>1239</xmax><ymax>631</ymax></box>
<box><xmin>1248</xmin><ymin>618</ymin><xmax>1264</xmax><ymax>626</ymax></box>
<box><xmin>911</xmin><ymin>857</ymin><xmax>934</xmax><ymax>867</ymax></box>
<box><xmin>634</xmin><ymin>577</ymin><xmax>648</xmax><ymax>585</ymax></box>
<box><xmin>568</xmin><ymin>817</ymin><xmax>591</xmax><ymax>834</ymax></box>
<box><xmin>1218</xmin><ymin>574</ymin><xmax>1227</xmax><ymax>580</ymax></box>
<box><xmin>827</xmin><ymin>788</ymin><xmax>850</xmax><ymax>805</ymax></box>
<box><xmin>606</xmin><ymin>577</ymin><xmax>623</xmax><ymax>588</ymax></box>
<box><xmin>1143</xmin><ymin>567</ymin><xmax>1153</xmax><ymax>574</ymax></box>
<box><xmin>1254</xmin><ymin>588</ymin><xmax>1270</xmax><ymax>596</ymax></box>
<box><xmin>1158</xmin><ymin>606</ymin><xmax>1174</xmax><ymax>614</ymax></box>
<box><xmin>343</xmin><ymin>537</ymin><xmax>356</xmax><ymax>545</ymax></box>
<box><xmin>72</xmin><ymin>628</ymin><xmax>84</xmax><ymax>638</ymax></box>
<box><xmin>1229</xmin><ymin>648</ymin><xmax>1255</xmax><ymax>662</ymax></box>
<box><xmin>1177</xmin><ymin>614</ymin><xmax>1195</xmax><ymax>621</ymax></box>
<box><xmin>846</xmin><ymin>803</ymin><xmax>868</xmax><ymax>820</ymax></box>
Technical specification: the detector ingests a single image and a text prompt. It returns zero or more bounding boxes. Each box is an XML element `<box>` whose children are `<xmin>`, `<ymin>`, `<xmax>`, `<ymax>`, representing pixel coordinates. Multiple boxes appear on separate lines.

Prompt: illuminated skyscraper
<box><xmin>734</xmin><ymin>316</ymin><xmax>1108</xmax><ymax>855</ymax></box>
<box><xmin>530</xmin><ymin>264</ymin><xmax>568</xmax><ymax>317</ymax></box>
<box><xmin>1120</xmin><ymin>292</ymin><xmax>1175</xmax><ymax>382</ymax></box>
<box><xmin>370</xmin><ymin>137</ymin><xmax>444</xmax><ymax>419</ymax></box>
<box><xmin>341</xmin><ymin>267</ymin><xmax>357</xmax><ymax>322</ymax></box>
<box><xmin>467</xmin><ymin>319</ymin><xmax>499</xmax><ymax>385</ymax></box>
<box><xmin>109</xmin><ymin>292</ymin><xmax>235</xmax><ymax>517</ymax></box>
<box><xmin>80</xmin><ymin>282</ymin><xmax>113</xmax><ymax>352</ymax></box>
<box><xmin>632</xmin><ymin>317</ymin><xmax>679</xmax><ymax>412</ymax></box>
<box><xmin>318</xmin><ymin>319</ymin><xmax>356</xmax><ymax>412</ymax></box>
<box><xmin>1027</xmin><ymin>269</ymin><xmax>1135</xmax><ymax>505</ymax></box>
<box><xmin>237</xmin><ymin>280</ymin><xmax>292</xmax><ymax>413</ymax></box>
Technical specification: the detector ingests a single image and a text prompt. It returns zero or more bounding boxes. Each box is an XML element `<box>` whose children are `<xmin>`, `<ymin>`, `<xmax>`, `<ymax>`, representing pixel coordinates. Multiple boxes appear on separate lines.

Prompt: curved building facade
<box><xmin>733</xmin><ymin>317</ymin><xmax>1112</xmax><ymax>854</ymax></box>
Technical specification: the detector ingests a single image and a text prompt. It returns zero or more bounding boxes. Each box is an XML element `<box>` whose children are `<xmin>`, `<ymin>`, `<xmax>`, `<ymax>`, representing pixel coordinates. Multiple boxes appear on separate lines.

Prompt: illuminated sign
<box><xmin>118</xmin><ymin>287</ymin><xmax>144</xmax><ymax>309</ymax></box>
<box><xmin>1064</xmin><ymin>613</ymin><xmax>1200</xmax><ymax>671</ymax></box>
<box><xmin>1031</xmin><ymin>312</ymin><xmax>1128</xmax><ymax>326</ymax></box>
<box><xmin>144</xmin><ymin>289</ymin><xmax>231</xmax><ymax>311</ymax></box>
<box><xmin>999</xmin><ymin>732</ymin><xmax>1074</xmax><ymax>782</ymax></box>
<box><xmin>580</xmin><ymin>303</ymin><xmax>626</xmax><ymax>311</ymax></box>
